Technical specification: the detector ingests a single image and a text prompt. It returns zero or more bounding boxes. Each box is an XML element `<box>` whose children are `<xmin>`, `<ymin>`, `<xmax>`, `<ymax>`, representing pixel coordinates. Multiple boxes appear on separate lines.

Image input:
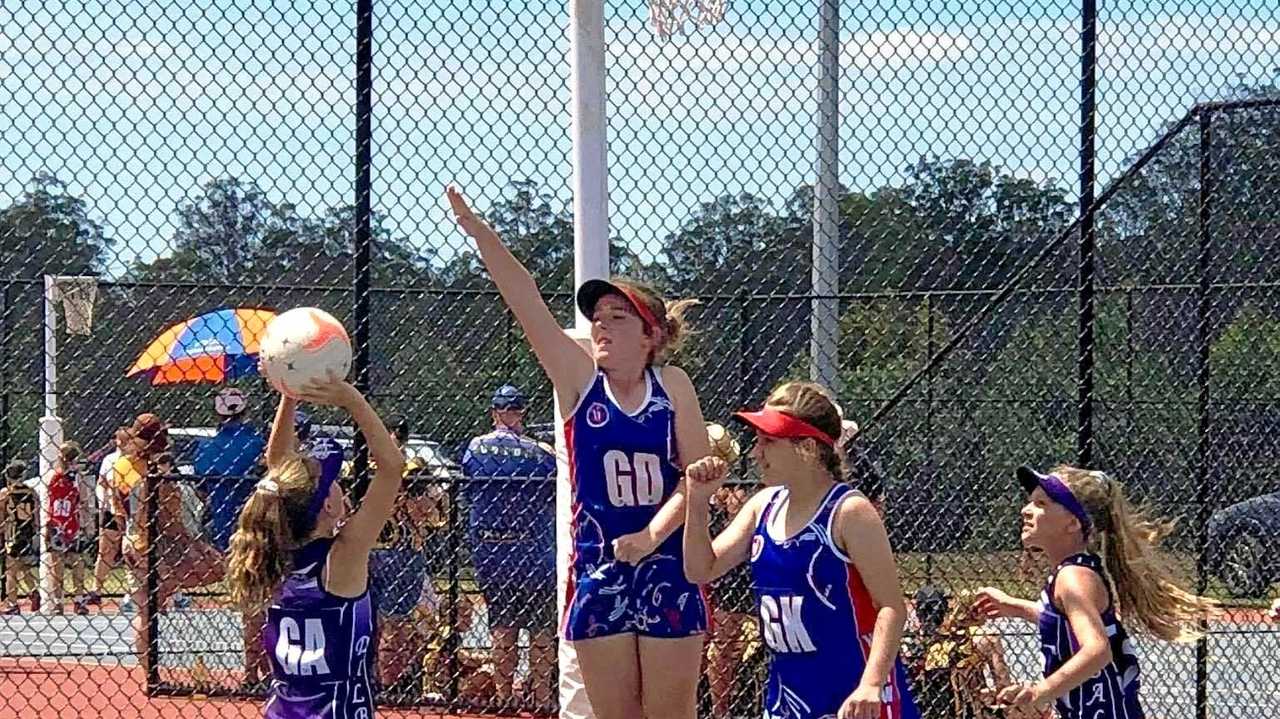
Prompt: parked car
<box><xmin>1207</xmin><ymin>491</ymin><xmax>1280</xmax><ymax>598</ymax></box>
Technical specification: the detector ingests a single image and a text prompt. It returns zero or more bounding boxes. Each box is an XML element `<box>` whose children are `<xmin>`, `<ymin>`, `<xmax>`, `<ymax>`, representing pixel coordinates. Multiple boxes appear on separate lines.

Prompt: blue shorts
<box><xmin>370</xmin><ymin>546</ymin><xmax>428</xmax><ymax>617</ymax></box>
<box><xmin>561</xmin><ymin>551</ymin><xmax>707</xmax><ymax>641</ymax></box>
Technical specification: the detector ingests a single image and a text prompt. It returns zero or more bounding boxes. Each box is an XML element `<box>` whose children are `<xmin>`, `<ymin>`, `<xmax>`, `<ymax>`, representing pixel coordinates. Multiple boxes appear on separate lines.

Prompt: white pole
<box><xmin>560</xmin><ymin>2</ymin><xmax>608</xmax><ymax>716</ymax></box>
<box><xmin>570</xmin><ymin>0</ymin><xmax>610</xmax><ymax>327</ymax></box>
<box><xmin>38</xmin><ymin>276</ymin><xmax>64</xmax><ymax>614</ymax></box>
<box><xmin>811</xmin><ymin>0</ymin><xmax>841</xmax><ymax>393</ymax></box>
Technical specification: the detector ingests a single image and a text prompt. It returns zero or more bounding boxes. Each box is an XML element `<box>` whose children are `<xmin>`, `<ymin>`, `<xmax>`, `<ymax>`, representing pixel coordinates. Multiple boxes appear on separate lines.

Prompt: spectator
<box><xmin>193</xmin><ymin>388</ymin><xmax>266</xmax><ymax>552</ymax></box>
<box><xmin>904</xmin><ymin>586</ymin><xmax>1021</xmax><ymax>719</ymax></box>
<box><xmin>841</xmin><ymin>419</ymin><xmax>887</xmax><ymax>516</ymax></box>
<box><xmin>460</xmin><ymin>385</ymin><xmax>558</xmax><ymax>714</ymax></box>
<box><xmin>370</xmin><ymin>415</ymin><xmax>447</xmax><ymax>698</ymax></box>
<box><xmin>46</xmin><ymin>442</ymin><xmax>92</xmax><ymax>614</ymax></box>
<box><xmin>0</xmin><ymin>460</ymin><xmax>38</xmax><ymax>614</ymax></box>
<box><xmin>87</xmin><ymin>430</ymin><xmax>129</xmax><ymax>608</ymax></box>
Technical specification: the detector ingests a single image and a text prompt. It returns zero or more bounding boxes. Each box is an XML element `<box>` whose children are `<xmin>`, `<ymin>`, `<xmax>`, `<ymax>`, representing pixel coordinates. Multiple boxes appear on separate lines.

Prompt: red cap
<box><xmin>732</xmin><ymin>407</ymin><xmax>836</xmax><ymax>447</ymax></box>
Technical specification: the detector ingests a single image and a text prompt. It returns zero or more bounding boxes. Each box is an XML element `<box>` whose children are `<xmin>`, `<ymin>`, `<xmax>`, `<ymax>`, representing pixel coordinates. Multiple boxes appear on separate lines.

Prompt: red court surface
<box><xmin>0</xmin><ymin>659</ymin><xmax>491</xmax><ymax>719</ymax></box>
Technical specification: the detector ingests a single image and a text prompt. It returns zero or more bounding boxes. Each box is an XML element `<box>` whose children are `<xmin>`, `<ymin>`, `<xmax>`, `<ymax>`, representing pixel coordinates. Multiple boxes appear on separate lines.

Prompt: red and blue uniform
<box><xmin>751</xmin><ymin>484</ymin><xmax>919</xmax><ymax>719</ymax></box>
<box><xmin>561</xmin><ymin>367</ymin><xmax>707</xmax><ymax>640</ymax></box>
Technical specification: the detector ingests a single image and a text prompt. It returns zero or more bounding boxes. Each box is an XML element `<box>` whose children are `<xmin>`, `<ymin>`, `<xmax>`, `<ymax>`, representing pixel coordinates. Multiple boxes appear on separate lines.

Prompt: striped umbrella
<box><xmin>126</xmin><ymin>307</ymin><xmax>277</xmax><ymax>385</ymax></box>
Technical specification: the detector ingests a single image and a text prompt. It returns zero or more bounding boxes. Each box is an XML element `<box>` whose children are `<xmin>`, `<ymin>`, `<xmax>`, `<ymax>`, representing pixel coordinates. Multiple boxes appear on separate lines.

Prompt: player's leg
<box><xmin>92</xmin><ymin>523</ymin><xmax>120</xmax><ymax>604</ymax></box>
<box><xmin>572</xmin><ymin>633</ymin><xmax>643</xmax><ymax>719</ymax></box>
<box><xmin>637</xmin><ymin>634</ymin><xmax>703</xmax><ymax>719</ymax></box>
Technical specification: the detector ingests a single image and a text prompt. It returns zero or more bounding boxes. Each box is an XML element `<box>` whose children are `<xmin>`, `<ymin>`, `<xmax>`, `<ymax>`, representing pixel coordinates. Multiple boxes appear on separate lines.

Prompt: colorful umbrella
<box><xmin>127</xmin><ymin>308</ymin><xmax>277</xmax><ymax>385</ymax></box>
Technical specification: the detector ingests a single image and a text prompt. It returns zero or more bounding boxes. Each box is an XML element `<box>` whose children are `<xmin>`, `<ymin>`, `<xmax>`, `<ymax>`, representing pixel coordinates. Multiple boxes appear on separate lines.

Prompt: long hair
<box><xmin>226</xmin><ymin>457</ymin><xmax>321</xmax><ymax>608</ymax></box>
<box><xmin>1053</xmin><ymin>465</ymin><xmax>1216</xmax><ymax>642</ymax></box>
<box><xmin>763</xmin><ymin>381</ymin><xmax>845</xmax><ymax>479</ymax></box>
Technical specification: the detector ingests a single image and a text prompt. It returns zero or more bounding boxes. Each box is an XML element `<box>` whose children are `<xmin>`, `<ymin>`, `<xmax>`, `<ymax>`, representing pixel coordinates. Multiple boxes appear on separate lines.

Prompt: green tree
<box><xmin>0</xmin><ymin>173</ymin><xmax>112</xmax><ymax>279</ymax></box>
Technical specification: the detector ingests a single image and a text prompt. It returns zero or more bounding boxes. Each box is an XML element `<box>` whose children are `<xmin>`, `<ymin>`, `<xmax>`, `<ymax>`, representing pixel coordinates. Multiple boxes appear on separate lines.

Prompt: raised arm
<box><xmin>447</xmin><ymin>186</ymin><xmax>594</xmax><ymax>408</ymax></box>
<box><xmin>684</xmin><ymin>463</ymin><xmax>767</xmax><ymax>584</ymax></box>
<box><xmin>295</xmin><ymin>374</ymin><xmax>405</xmax><ymax>596</ymax></box>
<box><xmin>264</xmin><ymin>394</ymin><xmax>299</xmax><ymax>468</ymax></box>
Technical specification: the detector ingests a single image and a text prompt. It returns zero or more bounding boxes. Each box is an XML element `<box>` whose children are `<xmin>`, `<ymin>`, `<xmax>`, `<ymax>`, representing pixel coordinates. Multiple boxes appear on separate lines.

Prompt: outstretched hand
<box><xmin>446</xmin><ymin>185</ymin><xmax>492</xmax><ymax>240</ymax></box>
<box><xmin>294</xmin><ymin>369</ymin><xmax>360</xmax><ymax>410</ymax></box>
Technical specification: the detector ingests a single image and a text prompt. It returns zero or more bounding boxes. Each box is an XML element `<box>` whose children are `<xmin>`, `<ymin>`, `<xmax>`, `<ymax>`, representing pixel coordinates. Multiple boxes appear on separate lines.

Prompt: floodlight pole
<box><xmin>811</xmin><ymin>0</ymin><xmax>841</xmax><ymax>393</ymax></box>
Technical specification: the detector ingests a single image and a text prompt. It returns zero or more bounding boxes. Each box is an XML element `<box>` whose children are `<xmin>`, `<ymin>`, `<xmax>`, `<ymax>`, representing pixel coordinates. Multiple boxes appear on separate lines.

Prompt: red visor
<box><xmin>732</xmin><ymin>407</ymin><xmax>836</xmax><ymax>447</ymax></box>
<box><xmin>577</xmin><ymin>279</ymin><xmax>661</xmax><ymax>332</ymax></box>
<box><xmin>617</xmin><ymin>287</ymin><xmax>660</xmax><ymax>331</ymax></box>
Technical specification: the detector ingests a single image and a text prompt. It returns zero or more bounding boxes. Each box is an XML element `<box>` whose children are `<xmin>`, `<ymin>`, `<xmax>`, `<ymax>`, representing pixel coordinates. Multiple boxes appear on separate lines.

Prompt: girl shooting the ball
<box><xmin>227</xmin><ymin>370</ymin><xmax>405</xmax><ymax>719</ymax></box>
<box><xmin>448</xmin><ymin>186</ymin><xmax>713</xmax><ymax>719</ymax></box>
<box><xmin>684</xmin><ymin>381</ymin><xmax>919</xmax><ymax>719</ymax></box>
<box><xmin>973</xmin><ymin>465</ymin><xmax>1217</xmax><ymax>719</ymax></box>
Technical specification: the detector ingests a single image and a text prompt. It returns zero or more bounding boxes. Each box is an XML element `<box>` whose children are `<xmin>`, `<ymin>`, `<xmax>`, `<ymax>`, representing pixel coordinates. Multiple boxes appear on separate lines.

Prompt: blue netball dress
<box><xmin>560</xmin><ymin>366</ymin><xmax>707</xmax><ymax>640</ymax></box>
<box><xmin>1038</xmin><ymin>553</ymin><xmax>1144</xmax><ymax>719</ymax></box>
<box><xmin>263</xmin><ymin>537</ymin><xmax>377</xmax><ymax>719</ymax></box>
<box><xmin>751</xmin><ymin>484</ymin><xmax>918</xmax><ymax>719</ymax></box>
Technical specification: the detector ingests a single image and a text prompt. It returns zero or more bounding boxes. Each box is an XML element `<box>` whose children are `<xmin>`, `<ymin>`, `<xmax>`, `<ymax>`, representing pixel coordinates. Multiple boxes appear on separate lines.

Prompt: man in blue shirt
<box><xmin>461</xmin><ymin>384</ymin><xmax>558</xmax><ymax>714</ymax></box>
<box><xmin>192</xmin><ymin>388</ymin><xmax>266</xmax><ymax>552</ymax></box>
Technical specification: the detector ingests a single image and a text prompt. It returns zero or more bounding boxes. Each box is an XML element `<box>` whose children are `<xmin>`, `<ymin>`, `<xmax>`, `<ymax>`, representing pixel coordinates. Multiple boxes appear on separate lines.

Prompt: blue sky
<box><xmin>1</xmin><ymin>0</ymin><xmax>1278</xmax><ymax>276</ymax></box>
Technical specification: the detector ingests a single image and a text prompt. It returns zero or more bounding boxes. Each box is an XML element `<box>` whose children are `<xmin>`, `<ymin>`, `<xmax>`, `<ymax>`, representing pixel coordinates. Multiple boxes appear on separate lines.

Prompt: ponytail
<box><xmin>1055</xmin><ymin>466</ymin><xmax>1217</xmax><ymax>642</ymax></box>
<box><xmin>1099</xmin><ymin>486</ymin><xmax>1214</xmax><ymax>642</ymax></box>
<box><xmin>226</xmin><ymin>458</ymin><xmax>318</xmax><ymax>609</ymax></box>
<box><xmin>660</xmin><ymin>298</ymin><xmax>700</xmax><ymax>360</ymax></box>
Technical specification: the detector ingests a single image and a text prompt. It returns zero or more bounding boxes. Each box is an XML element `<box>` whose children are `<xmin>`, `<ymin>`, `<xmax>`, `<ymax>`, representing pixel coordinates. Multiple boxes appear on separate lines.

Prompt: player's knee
<box><xmin>642</xmin><ymin>683</ymin><xmax>696</xmax><ymax>719</ymax></box>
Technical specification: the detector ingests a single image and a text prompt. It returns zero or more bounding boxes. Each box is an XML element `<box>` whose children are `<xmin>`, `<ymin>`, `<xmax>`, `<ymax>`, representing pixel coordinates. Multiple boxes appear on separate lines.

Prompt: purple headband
<box><xmin>305</xmin><ymin>442</ymin><xmax>345</xmax><ymax>522</ymax></box>
<box><xmin>1016</xmin><ymin>465</ymin><xmax>1092</xmax><ymax>537</ymax></box>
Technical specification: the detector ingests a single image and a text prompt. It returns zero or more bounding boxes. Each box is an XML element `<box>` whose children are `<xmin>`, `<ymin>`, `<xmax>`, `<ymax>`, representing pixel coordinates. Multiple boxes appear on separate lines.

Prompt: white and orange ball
<box><xmin>259</xmin><ymin>307</ymin><xmax>352</xmax><ymax>398</ymax></box>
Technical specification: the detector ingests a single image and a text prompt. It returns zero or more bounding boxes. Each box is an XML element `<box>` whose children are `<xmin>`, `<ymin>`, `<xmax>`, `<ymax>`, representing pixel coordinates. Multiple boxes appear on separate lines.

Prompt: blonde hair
<box><xmin>610</xmin><ymin>279</ymin><xmax>699</xmax><ymax>364</ymax></box>
<box><xmin>226</xmin><ymin>457</ymin><xmax>320</xmax><ymax>608</ymax></box>
<box><xmin>763</xmin><ymin>381</ymin><xmax>845</xmax><ymax>479</ymax></box>
<box><xmin>1052</xmin><ymin>465</ymin><xmax>1216</xmax><ymax>642</ymax></box>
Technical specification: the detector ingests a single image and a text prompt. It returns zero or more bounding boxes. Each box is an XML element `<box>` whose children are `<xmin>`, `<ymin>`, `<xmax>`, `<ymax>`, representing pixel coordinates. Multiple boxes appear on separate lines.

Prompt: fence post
<box><xmin>351</xmin><ymin>0</ymin><xmax>375</xmax><ymax>501</ymax></box>
<box><xmin>1193</xmin><ymin>107</ymin><xmax>1214</xmax><ymax>719</ymax></box>
<box><xmin>144</xmin><ymin>472</ymin><xmax>161</xmax><ymax>694</ymax></box>
<box><xmin>0</xmin><ymin>279</ymin><xmax>8</xmax><ymax>468</ymax></box>
<box><xmin>924</xmin><ymin>294</ymin><xmax>935</xmax><ymax>582</ymax></box>
<box><xmin>1077</xmin><ymin>0</ymin><xmax>1097</xmax><ymax>466</ymax></box>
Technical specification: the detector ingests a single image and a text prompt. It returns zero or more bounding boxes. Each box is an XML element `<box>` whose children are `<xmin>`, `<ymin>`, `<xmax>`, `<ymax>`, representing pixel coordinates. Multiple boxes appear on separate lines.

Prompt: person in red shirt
<box><xmin>47</xmin><ymin>441</ymin><xmax>91</xmax><ymax>614</ymax></box>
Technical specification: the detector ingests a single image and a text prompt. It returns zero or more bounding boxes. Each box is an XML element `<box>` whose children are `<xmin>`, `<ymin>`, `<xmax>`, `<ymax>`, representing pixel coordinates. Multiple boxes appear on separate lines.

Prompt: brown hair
<box><xmin>1052</xmin><ymin>465</ymin><xmax>1217</xmax><ymax>642</ymax></box>
<box><xmin>610</xmin><ymin>279</ymin><xmax>699</xmax><ymax>364</ymax></box>
<box><xmin>58</xmin><ymin>441</ymin><xmax>82</xmax><ymax>466</ymax></box>
<box><xmin>763</xmin><ymin>381</ymin><xmax>845</xmax><ymax>479</ymax></box>
<box><xmin>226</xmin><ymin>457</ymin><xmax>321</xmax><ymax>608</ymax></box>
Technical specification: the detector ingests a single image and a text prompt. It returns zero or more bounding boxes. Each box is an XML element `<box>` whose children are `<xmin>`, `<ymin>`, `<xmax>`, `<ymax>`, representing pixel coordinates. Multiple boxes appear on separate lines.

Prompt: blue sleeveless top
<box><xmin>1038</xmin><ymin>552</ymin><xmax>1143</xmax><ymax>719</ymax></box>
<box><xmin>751</xmin><ymin>484</ymin><xmax>918</xmax><ymax>719</ymax></box>
<box><xmin>564</xmin><ymin>367</ymin><xmax>683</xmax><ymax>567</ymax></box>
<box><xmin>263</xmin><ymin>537</ymin><xmax>377</xmax><ymax>719</ymax></box>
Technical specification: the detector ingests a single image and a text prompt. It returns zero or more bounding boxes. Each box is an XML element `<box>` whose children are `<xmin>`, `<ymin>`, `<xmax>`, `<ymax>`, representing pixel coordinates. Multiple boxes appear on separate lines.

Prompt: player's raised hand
<box><xmin>295</xmin><ymin>369</ymin><xmax>360</xmax><ymax>410</ymax></box>
<box><xmin>446</xmin><ymin>185</ymin><xmax>496</xmax><ymax>241</ymax></box>
<box><xmin>685</xmin><ymin>455</ymin><xmax>728</xmax><ymax>503</ymax></box>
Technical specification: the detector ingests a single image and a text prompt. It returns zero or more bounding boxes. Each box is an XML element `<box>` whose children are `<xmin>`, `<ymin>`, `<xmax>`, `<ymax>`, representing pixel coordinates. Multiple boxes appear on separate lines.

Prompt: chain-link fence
<box><xmin>3</xmin><ymin>0</ymin><xmax>1280</xmax><ymax>717</ymax></box>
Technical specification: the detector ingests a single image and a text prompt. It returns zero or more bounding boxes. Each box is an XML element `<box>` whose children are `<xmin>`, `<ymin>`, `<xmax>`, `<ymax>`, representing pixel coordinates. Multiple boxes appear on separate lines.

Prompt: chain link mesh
<box><xmin>2</xmin><ymin>0</ymin><xmax>1279</xmax><ymax>717</ymax></box>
